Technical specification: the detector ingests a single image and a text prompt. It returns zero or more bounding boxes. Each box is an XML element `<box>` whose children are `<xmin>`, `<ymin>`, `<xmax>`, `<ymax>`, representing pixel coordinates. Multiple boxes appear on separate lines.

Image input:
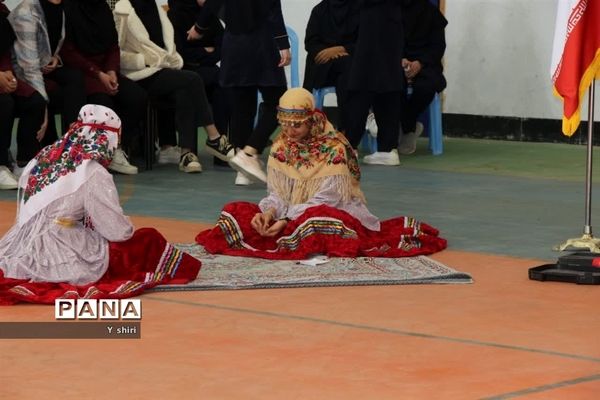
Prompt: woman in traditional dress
<box><xmin>196</xmin><ymin>88</ymin><xmax>446</xmax><ymax>259</ymax></box>
<box><xmin>0</xmin><ymin>104</ymin><xmax>200</xmax><ymax>304</ymax></box>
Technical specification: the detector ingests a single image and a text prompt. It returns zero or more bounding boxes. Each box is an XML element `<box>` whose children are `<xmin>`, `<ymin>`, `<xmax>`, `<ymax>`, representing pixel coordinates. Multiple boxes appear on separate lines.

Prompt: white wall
<box><xmin>443</xmin><ymin>0</ymin><xmax>598</xmax><ymax>120</ymax></box>
<box><xmin>6</xmin><ymin>0</ymin><xmax>596</xmax><ymax>121</ymax></box>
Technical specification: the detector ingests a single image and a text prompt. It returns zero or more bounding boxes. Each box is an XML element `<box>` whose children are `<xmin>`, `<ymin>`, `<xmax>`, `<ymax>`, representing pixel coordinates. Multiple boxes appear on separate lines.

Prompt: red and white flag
<box><xmin>551</xmin><ymin>0</ymin><xmax>600</xmax><ymax>136</ymax></box>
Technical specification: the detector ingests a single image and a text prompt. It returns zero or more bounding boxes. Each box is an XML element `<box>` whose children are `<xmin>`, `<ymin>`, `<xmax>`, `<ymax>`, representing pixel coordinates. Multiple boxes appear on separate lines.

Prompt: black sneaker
<box><xmin>179</xmin><ymin>152</ymin><xmax>202</xmax><ymax>173</ymax></box>
<box><xmin>205</xmin><ymin>135</ymin><xmax>234</xmax><ymax>162</ymax></box>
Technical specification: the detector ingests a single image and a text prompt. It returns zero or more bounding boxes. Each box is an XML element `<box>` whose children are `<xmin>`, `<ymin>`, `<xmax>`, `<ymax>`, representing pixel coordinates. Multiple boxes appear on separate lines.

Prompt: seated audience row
<box><xmin>0</xmin><ymin>0</ymin><xmax>235</xmax><ymax>186</ymax></box>
<box><xmin>303</xmin><ymin>0</ymin><xmax>447</xmax><ymax>165</ymax></box>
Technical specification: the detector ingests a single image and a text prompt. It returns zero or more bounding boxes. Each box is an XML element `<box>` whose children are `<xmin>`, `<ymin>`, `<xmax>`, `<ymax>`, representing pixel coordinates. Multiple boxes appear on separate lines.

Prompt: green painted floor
<box><xmin>2</xmin><ymin>137</ymin><xmax>599</xmax><ymax>261</ymax></box>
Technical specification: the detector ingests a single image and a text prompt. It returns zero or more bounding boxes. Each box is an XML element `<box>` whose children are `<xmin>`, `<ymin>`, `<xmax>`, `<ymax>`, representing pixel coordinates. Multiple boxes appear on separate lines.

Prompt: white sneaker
<box><xmin>363</xmin><ymin>149</ymin><xmax>401</xmax><ymax>166</ymax></box>
<box><xmin>365</xmin><ymin>112</ymin><xmax>378</xmax><ymax>137</ymax></box>
<box><xmin>109</xmin><ymin>148</ymin><xmax>139</xmax><ymax>175</ymax></box>
<box><xmin>0</xmin><ymin>166</ymin><xmax>18</xmax><ymax>190</ymax></box>
<box><xmin>179</xmin><ymin>151</ymin><xmax>202</xmax><ymax>173</ymax></box>
<box><xmin>398</xmin><ymin>122</ymin><xmax>424</xmax><ymax>155</ymax></box>
<box><xmin>229</xmin><ymin>151</ymin><xmax>267</xmax><ymax>183</ymax></box>
<box><xmin>234</xmin><ymin>171</ymin><xmax>253</xmax><ymax>186</ymax></box>
<box><xmin>158</xmin><ymin>146</ymin><xmax>181</xmax><ymax>164</ymax></box>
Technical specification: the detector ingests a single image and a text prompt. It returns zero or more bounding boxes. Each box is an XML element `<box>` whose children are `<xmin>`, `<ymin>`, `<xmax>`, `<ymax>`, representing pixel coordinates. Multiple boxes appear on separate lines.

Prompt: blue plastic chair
<box><xmin>316</xmin><ymin>86</ymin><xmax>444</xmax><ymax>155</ymax></box>
<box><xmin>312</xmin><ymin>86</ymin><xmax>337</xmax><ymax>109</ymax></box>
<box><xmin>286</xmin><ymin>26</ymin><xmax>300</xmax><ymax>88</ymax></box>
<box><xmin>320</xmin><ymin>0</ymin><xmax>445</xmax><ymax>154</ymax></box>
<box><xmin>256</xmin><ymin>26</ymin><xmax>300</xmax><ymax>125</ymax></box>
<box><xmin>424</xmin><ymin>92</ymin><xmax>443</xmax><ymax>155</ymax></box>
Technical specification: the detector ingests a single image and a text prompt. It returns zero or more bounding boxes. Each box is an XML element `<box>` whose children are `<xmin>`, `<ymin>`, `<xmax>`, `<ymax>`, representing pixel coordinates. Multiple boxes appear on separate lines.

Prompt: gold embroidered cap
<box><xmin>277</xmin><ymin>88</ymin><xmax>316</xmax><ymax>127</ymax></box>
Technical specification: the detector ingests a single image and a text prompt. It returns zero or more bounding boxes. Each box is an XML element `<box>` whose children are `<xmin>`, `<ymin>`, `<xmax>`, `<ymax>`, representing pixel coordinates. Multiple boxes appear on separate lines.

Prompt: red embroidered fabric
<box><xmin>0</xmin><ymin>228</ymin><xmax>201</xmax><ymax>305</ymax></box>
<box><xmin>196</xmin><ymin>202</ymin><xmax>447</xmax><ymax>260</ymax></box>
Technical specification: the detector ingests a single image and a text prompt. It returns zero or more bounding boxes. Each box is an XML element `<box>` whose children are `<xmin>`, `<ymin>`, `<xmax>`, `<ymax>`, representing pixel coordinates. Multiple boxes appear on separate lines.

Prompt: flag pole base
<box><xmin>530</xmin><ymin>251</ymin><xmax>600</xmax><ymax>285</ymax></box>
<box><xmin>553</xmin><ymin>234</ymin><xmax>600</xmax><ymax>253</ymax></box>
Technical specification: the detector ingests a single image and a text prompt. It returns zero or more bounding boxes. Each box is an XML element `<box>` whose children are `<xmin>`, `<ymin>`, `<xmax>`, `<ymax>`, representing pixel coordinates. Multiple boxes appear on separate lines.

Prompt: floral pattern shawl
<box><xmin>268</xmin><ymin>88</ymin><xmax>365</xmax><ymax>205</ymax></box>
<box><xmin>18</xmin><ymin>105</ymin><xmax>121</xmax><ymax>226</ymax></box>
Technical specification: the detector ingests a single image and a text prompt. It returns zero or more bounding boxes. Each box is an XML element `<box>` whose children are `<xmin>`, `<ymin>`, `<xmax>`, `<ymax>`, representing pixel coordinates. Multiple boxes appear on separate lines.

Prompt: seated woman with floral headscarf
<box><xmin>196</xmin><ymin>88</ymin><xmax>446</xmax><ymax>259</ymax></box>
<box><xmin>0</xmin><ymin>104</ymin><xmax>200</xmax><ymax>305</ymax></box>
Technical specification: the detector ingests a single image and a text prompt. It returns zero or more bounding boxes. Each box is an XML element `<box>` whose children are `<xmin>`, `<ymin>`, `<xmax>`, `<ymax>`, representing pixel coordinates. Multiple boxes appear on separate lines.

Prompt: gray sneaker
<box><xmin>398</xmin><ymin>122</ymin><xmax>424</xmax><ymax>155</ymax></box>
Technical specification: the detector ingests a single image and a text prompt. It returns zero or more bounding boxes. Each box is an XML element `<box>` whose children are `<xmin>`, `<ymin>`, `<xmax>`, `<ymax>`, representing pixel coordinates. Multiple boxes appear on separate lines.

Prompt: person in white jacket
<box><xmin>113</xmin><ymin>0</ymin><xmax>233</xmax><ymax>173</ymax></box>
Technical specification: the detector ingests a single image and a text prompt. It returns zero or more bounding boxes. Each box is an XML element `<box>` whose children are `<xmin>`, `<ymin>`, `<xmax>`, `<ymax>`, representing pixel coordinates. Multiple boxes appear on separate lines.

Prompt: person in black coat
<box><xmin>193</xmin><ymin>0</ymin><xmax>291</xmax><ymax>185</ymax></box>
<box><xmin>346</xmin><ymin>0</ymin><xmax>405</xmax><ymax>166</ymax></box>
<box><xmin>303</xmin><ymin>0</ymin><xmax>360</xmax><ymax>133</ymax></box>
<box><xmin>168</xmin><ymin>0</ymin><xmax>231</xmax><ymax>167</ymax></box>
<box><xmin>398</xmin><ymin>0</ymin><xmax>447</xmax><ymax>155</ymax></box>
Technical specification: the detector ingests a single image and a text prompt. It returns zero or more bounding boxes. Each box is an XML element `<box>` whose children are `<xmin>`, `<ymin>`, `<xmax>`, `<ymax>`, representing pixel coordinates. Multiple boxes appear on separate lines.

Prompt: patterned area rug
<box><xmin>149</xmin><ymin>244</ymin><xmax>472</xmax><ymax>291</ymax></box>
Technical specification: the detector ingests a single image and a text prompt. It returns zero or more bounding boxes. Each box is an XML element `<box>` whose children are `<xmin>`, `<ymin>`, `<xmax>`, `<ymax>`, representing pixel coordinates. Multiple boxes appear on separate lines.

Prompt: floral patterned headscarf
<box><xmin>268</xmin><ymin>88</ymin><xmax>364</xmax><ymax>205</ymax></box>
<box><xmin>18</xmin><ymin>104</ymin><xmax>121</xmax><ymax>225</ymax></box>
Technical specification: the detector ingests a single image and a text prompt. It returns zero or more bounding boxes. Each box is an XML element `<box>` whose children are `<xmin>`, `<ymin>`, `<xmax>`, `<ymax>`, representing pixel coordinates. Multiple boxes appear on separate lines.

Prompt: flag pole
<box><xmin>556</xmin><ymin>81</ymin><xmax>600</xmax><ymax>252</ymax></box>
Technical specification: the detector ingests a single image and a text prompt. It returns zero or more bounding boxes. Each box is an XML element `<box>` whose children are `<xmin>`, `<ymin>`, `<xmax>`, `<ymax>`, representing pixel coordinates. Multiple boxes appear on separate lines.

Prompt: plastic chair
<box><xmin>361</xmin><ymin>87</ymin><xmax>443</xmax><ymax>155</ymax></box>
<box><xmin>425</xmin><ymin>92</ymin><xmax>443</xmax><ymax>155</ymax></box>
<box><xmin>312</xmin><ymin>86</ymin><xmax>337</xmax><ymax>109</ymax></box>
<box><xmin>286</xmin><ymin>26</ymin><xmax>300</xmax><ymax>88</ymax></box>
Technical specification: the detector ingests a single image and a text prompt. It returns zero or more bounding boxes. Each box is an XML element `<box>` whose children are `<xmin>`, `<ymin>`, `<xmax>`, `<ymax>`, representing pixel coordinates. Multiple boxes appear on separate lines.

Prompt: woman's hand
<box><xmin>404</xmin><ymin>60</ymin><xmax>422</xmax><ymax>80</ymax></box>
<box><xmin>263</xmin><ymin>219</ymin><xmax>288</xmax><ymax>237</ymax></box>
<box><xmin>98</xmin><ymin>71</ymin><xmax>118</xmax><ymax>95</ymax></box>
<box><xmin>314</xmin><ymin>46</ymin><xmax>348</xmax><ymax>65</ymax></box>
<box><xmin>278</xmin><ymin>48</ymin><xmax>291</xmax><ymax>67</ymax></box>
<box><xmin>36</xmin><ymin>107</ymin><xmax>48</xmax><ymax>142</ymax></box>
<box><xmin>42</xmin><ymin>56</ymin><xmax>60</xmax><ymax>75</ymax></box>
<box><xmin>0</xmin><ymin>71</ymin><xmax>17</xmax><ymax>93</ymax></box>
<box><xmin>187</xmin><ymin>26</ymin><xmax>203</xmax><ymax>41</ymax></box>
<box><xmin>106</xmin><ymin>70</ymin><xmax>119</xmax><ymax>93</ymax></box>
<box><xmin>251</xmin><ymin>210</ymin><xmax>275</xmax><ymax>235</ymax></box>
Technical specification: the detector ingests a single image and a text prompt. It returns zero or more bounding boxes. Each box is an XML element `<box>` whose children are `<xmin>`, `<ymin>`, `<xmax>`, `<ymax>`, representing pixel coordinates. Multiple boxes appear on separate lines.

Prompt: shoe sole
<box><xmin>0</xmin><ymin>184</ymin><xmax>18</xmax><ymax>190</ymax></box>
<box><xmin>109</xmin><ymin>167</ymin><xmax>139</xmax><ymax>175</ymax></box>
<box><xmin>179</xmin><ymin>165</ymin><xmax>202</xmax><ymax>173</ymax></box>
<box><xmin>363</xmin><ymin>156</ymin><xmax>401</xmax><ymax>166</ymax></box>
<box><xmin>158</xmin><ymin>158</ymin><xmax>180</xmax><ymax>165</ymax></box>
<box><xmin>205</xmin><ymin>147</ymin><xmax>234</xmax><ymax>162</ymax></box>
<box><xmin>398</xmin><ymin>142</ymin><xmax>417</xmax><ymax>155</ymax></box>
<box><xmin>228</xmin><ymin>159</ymin><xmax>267</xmax><ymax>183</ymax></box>
<box><xmin>363</xmin><ymin>161</ymin><xmax>401</xmax><ymax>166</ymax></box>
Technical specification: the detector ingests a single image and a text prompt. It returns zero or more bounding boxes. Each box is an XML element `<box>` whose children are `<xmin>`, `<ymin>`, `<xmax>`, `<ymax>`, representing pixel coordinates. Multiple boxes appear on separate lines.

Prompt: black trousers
<box><xmin>230</xmin><ymin>86</ymin><xmax>286</xmax><ymax>153</ymax></box>
<box><xmin>13</xmin><ymin>92</ymin><xmax>51</xmax><ymax>164</ymax></box>
<box><xmin>401</xmin><ymin>78</ymin><xmax>437</xmax><ymax>134</ymax></box>
<box><xmin>139</xmin><ymin>69</ymin><xmax>212</xmax><ymax>153</ymax></box>
<box><xmin>187</xmin><ymin>65</ymin><xmax>231</xmax><ymax>137</ymax></box>
<box><xmin>345</xmin><ymin>90</ymin><xmax>404</xmax><ymax>152</ymax></box>
<box><xmin>45</xmin><ymin>66</ymin><xmax>87</xmax><ymax>132</ymax></box>
<box><xmin>2</xmin><ymin>67</ymin><xmax>84</xmax><ymax>166</ymax></box>
<box><xmin>316</xmin><ymin>56</ymin><xmax>352</xmax><ymax>132</ymax></box>
<box><xmin>0</xmin><ymin>94</ymin><xmax>14</xmax><ymax>167</ymax></box>
<box><xmin>87</xmin><ymin>75</ymin><xmax>148</xmax><ymax>149</ymax></box>
<box><xmin>157</xmin><ymin>65</ymin><xmax>232</xmax><ymax>148</ymax></box>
